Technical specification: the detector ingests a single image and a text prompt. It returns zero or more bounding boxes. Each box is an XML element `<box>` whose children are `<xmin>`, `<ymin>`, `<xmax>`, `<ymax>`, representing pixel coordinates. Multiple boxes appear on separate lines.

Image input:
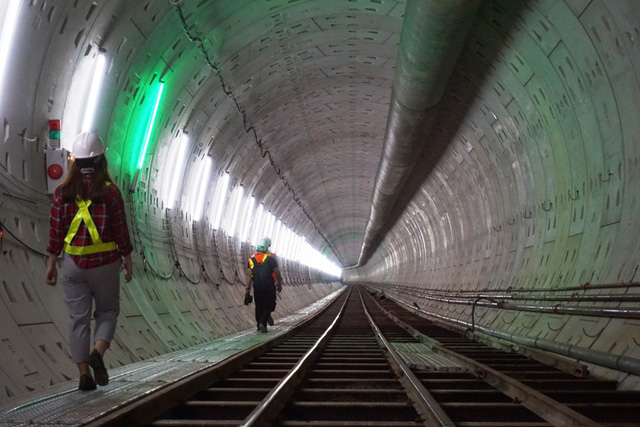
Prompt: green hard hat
<box><xmin>256</xmin><ymin>237</ymin><xmax>271</xmax><ymax>251</ymax></box>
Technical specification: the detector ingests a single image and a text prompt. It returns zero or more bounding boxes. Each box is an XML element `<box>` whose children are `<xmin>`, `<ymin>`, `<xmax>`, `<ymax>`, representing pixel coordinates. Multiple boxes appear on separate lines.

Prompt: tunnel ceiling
<box><xmin>41</xmin><ymin>0</ymin><xmax>639</xmax><ymax>279</ymax></box>
<box><xmin>100</xmin><ymin>0</ymin><xmax>407</xmax><ymax>268</ymax></box>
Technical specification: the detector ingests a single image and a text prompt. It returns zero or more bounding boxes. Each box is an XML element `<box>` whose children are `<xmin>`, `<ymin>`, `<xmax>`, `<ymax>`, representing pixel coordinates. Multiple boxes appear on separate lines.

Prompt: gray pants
<box><xmin>60</xmin><ymin>254</ymin><xmax>121</xmax><ymax>363</ymax></box>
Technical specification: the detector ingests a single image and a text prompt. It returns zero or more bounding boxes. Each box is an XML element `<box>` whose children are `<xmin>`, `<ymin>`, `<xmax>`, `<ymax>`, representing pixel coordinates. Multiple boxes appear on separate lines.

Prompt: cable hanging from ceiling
<box><xmin>130</xmin><ymin>196</ymin><xmax>211</xmax><ymax>285</ymax></box>
<box><xmin>173</xmin><ymin>3</ymin><xmax>343</xmax><ymax>266</ymax></box>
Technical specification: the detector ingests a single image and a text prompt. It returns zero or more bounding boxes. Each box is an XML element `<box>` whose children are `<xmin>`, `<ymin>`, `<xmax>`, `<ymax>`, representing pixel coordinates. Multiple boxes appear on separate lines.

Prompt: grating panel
<box><xmin>390</xmin><ymin>342</ymin><xmax>463</xmax><ymax>372</ymax></box>
<box><xmin>0</xmin><ymin>288</ymin><xmax>346</xmax><ymax>425</ymax></box>
<box><xmin>0</xmin><ymin>381</ymin><xmax>163</xmax><ymax>425</ymax></box>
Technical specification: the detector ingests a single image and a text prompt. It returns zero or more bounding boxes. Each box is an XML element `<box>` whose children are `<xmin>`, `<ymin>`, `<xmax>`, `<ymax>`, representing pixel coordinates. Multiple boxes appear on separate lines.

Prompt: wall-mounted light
<box><xmin>251</xmin><ymin>203</ymin><xmax>264</xmax><ymax>244</ymax></box>
<box><xmin>228</xmin><ymin>186</ymin><xmax>243</xmax><ymax>236</ymax></box>
<box><xmin>163</xmin><ymin>133</ymin><xmax>189</xmax><ymax>210</ymax></box>
<box><xmin>190</xmin><ymin>157</ymin><xmax>211</xmax><ymax>221</ymax></box>
<box><xmin>0</xmin><ymin>0</ymin><xmax>20</xmax><ymax>108</ymax></box>
<box><xmin>284</xmin><ymin>227</ymin><xmax>293</xmax><ymax>258</ymax></box>
<box><xmin>211</xmin><ymin>173</ymin><xmax>229</xmax><ymax>229</ymax></box>
<box><xmin>63</xmin><ymin>52</ymin><xmax>108</xmax><ymax>148</ymax></box>
<box><xmin>137</xmin><ymin>82</ymin><xmax>164</xmax><ymax>170</ymax></box>
<box><xmin>240</xmin><ymin>196</ymin><xmax>255</xmax><ymax>242</ymax></box>
<box><xmin>292</xmin><ymin>236</ymin><xmax>302</xmax><ymax>263</ymax></box>
<box><xmin>278</xmin><ymin>226</ymin><xmax>287</xmax><ymax>258</ymax></box>
<box><xmin>264</xmin><ymin>212</ymin><xmax>275</xmax><ymax>241</ymax></box>
<box><xmin>81</xmin><ymin>53</ymin><xmax>107</xmax><ymax>133</ymax></box>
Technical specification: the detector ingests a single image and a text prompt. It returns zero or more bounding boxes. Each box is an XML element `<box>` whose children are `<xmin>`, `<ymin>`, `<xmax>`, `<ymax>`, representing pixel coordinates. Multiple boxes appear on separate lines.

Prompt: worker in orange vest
<box><xmin>245</xmin><ymin>237</ymin><xmax>282</xmax><ymax>332</ymax></box>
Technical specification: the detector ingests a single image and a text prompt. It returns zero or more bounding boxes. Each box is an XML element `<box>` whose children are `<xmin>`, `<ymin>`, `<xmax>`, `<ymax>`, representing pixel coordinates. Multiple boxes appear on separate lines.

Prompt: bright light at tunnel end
<box><xmin>283</xmin><ymin>237</ymin><xmax>342</xmax><ymax>278</ymax></box>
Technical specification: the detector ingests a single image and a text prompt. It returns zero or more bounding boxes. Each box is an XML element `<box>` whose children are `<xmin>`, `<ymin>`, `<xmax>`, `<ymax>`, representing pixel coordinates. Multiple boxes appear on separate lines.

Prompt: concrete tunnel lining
<box><xmin>0</xmin><ymin>0</ymin><xmax>639</xmax><ymax>399</ymax></box>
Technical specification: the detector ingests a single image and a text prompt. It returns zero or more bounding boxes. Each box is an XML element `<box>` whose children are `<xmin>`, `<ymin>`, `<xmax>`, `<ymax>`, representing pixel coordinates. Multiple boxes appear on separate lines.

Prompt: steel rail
<box><xmin>87</xmin><ymin>289</ymin><xmax>349</xmax><ymax>427</ymax></box>
<box><xmin>368</xmin><ymin>293</ymin><xmax>603</xmax><ymax>427</ymax></box>
<box><xmin>357</xmin><ymin>288</ymin><xmax>455</xmax><ymax>427</ymax></box>
<box><xmin>240</xmin><ymin>288</ymin><xmax>352</xmax><ymax>426</ymax></box>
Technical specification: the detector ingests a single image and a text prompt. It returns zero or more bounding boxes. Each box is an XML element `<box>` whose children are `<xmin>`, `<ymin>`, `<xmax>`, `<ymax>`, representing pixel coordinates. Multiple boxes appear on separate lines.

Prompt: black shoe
<box><xmin>267</xmin><ymin>315</ymin><xmax>274</xmax><ymax>326</ymax></box>
<box><xmin>79</xmin><ymin>374</ymin><xmax>97</xmax><ymax>391</ymax></box>
<box><xmin>258</xmin><ymin>324</ymin><xmax>268</xmax><ymax>333</ymax></box>
<box><xmin>89</xmin><ymin>350</ymin><xmax>109</xmax><ymax>386</ymax></box>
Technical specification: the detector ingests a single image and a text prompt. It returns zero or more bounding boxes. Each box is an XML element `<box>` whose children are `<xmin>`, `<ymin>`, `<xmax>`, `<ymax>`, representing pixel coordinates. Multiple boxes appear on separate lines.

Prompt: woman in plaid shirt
<box><xmin>45</xmin><ymin>132</ymin><xmax>133</xmax><ymax>391</ymax></box>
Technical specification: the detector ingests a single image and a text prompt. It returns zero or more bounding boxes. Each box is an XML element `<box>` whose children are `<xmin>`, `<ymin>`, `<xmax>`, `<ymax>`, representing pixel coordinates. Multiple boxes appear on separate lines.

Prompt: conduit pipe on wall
<box><xmin>387</xmin><ymin>281</ymin><xmax>640</xmax><ymax>295</ymax></box>
<box><xmin>357</xmin><ymin>0</ymin><xmax>482</xmax><ymax>266</ymax></box>
<box><xmin>418</xmin><ymin>291</ymin><xmax>640</xmax><ymax>303</ymax></box>
<box><xmin>430</xmin><ymin>293</ymin><xmax>640</xmax><ymax>319</ymax></box>
<box><xmin>383</xmin><ymin>291</ymin><xmax>640</xmax><ymax>377</ymax></box>
<box><xmin>384</xmin><ymin>287</ymin><xmax>640</xmax><ymax>319</ymax></box>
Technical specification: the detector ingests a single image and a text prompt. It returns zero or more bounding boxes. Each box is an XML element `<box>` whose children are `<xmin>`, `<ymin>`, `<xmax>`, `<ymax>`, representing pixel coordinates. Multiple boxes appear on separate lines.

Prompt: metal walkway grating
<box><xmin>0</xmin><ymin>290</ymin><xmax>344</xmax><ymax>426</ymax></box>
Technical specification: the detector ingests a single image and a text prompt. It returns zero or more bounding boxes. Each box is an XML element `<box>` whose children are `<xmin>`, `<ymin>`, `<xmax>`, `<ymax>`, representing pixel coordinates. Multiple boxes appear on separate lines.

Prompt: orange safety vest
<box><xmin>248</xmin><ymin>252</ymin><xmax>276</xmax><ymax>280</ymax></box>
<box><xmin>248</xmin><ymin>252</ymin><xmax>274</xmax><ymax>269</ymax></box>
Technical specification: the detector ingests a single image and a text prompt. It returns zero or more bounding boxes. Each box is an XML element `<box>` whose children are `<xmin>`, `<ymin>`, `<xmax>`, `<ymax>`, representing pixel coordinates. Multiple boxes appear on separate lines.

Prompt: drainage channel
<box><xmin>369</xmin><ymin>289</ymin><xmax>640</xmax><ymax>427</ymax></box>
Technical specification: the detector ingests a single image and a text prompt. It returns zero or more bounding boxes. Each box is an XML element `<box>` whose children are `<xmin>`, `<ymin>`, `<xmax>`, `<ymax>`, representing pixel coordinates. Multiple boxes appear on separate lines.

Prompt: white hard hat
<box><xmin>72</xmin><ymin>131</ymin><xmax>105</xmax><ymax>159</ymax></box>
<box><xmin>256</xmin><ymin>237</ymin><xmax>271</xmax><ymax>251</ymax></box>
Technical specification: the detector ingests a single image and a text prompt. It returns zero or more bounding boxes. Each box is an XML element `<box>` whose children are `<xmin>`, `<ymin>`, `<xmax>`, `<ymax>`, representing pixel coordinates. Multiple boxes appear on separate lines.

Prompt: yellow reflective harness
<box><xmin>248</xmin><ymin>252</ymin><xmax>273</xmax><ymax>270</ymax></box>
<box><xmin>63</xmin><ymin>183</ymin><xmax>117</xmax><ymax>255</ymax></box>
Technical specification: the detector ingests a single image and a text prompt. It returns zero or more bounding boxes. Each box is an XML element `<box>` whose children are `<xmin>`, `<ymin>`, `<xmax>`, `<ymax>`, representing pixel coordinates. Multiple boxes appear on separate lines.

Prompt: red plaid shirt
<box><xmin>46</xmin><ymin>178</ymin><xmax>133</xmax><ymax>268</ymax></box>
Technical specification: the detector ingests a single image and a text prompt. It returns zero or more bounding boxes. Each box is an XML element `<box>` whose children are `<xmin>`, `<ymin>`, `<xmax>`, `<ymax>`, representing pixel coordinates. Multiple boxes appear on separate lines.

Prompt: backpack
<box><xmin>250</xmin><ymin>255</ymin><xmax>274</xmax><ymax>289</ymax></box>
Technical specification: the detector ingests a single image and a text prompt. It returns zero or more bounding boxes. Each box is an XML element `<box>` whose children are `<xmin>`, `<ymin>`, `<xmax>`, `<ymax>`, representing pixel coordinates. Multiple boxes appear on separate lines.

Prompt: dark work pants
<box><xmin>254</xmin><ymin>284</ymin><xmax>276</xmax><ymax>327</ymax></box>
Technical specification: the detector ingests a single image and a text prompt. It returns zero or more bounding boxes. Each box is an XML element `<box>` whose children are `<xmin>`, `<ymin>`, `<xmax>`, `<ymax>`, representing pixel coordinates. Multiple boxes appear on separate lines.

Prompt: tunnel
<box><xmin>0</xmin><ymin>0</ymin><xmax>639</xmax><ymax>412</ymax></box>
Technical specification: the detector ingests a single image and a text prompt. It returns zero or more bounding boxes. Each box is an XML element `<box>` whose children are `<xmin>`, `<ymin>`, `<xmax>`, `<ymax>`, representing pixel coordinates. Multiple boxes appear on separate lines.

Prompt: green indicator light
<box><xmin>136</xmin><ymin>82</ymin><xmax>164</xmax><ymax>170</ymax></box>
<box><xmin>49</xmin><ymin>119</ymin><xmax>61</xmax><ymax>140</ymax></box>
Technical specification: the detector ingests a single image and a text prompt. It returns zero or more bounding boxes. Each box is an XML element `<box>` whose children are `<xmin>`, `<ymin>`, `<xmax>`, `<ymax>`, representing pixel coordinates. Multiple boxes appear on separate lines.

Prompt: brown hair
<box><xmin>59</xmin><ymin>155</ymin><xmax>116</xmax><ymax>202</ymax></box>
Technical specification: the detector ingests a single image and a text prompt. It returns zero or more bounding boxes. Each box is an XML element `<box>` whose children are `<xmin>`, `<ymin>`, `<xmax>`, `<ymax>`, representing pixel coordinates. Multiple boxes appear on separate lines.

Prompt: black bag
<box><xmin>244</xmin><ymin>292</ymin><xmax>253</xmax><ymax>305</ymax></box>
<box><xmin>251</xmin><ymin>256</ymin><xmax>274</xmax><ymax>289</ymax></box>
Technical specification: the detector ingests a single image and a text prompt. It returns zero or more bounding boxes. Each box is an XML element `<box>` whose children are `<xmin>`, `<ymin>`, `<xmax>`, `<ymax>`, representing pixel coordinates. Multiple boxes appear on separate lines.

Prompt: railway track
<box><xmin>92</xmin><ymin>286</ymin><xmax>640</xmax><ymax>426</ymax></box>
<box><xmin>371</xmin><ymin>290</ymin><xmax>640</xmax><ymax>427</ymax></box>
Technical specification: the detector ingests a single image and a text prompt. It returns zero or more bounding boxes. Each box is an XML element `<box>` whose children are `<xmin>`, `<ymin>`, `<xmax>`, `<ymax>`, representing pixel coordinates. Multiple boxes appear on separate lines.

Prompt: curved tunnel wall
<box><xmin>347</xmin><ymin>0</ymin><xmax>640</xmax><ymax>387</ymax></box>
<box><xmin>0</xmin><ymin>0</ymin><xmax>639</xmax><ymax>399</ymax></box>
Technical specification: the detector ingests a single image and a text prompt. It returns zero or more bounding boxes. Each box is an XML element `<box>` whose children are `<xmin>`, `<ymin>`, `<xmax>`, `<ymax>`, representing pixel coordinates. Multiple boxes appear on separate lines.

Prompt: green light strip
<box><xmin>137</xmin><ymin>82</ymin><xmax>164</xmax><ymax>170</ymax></box>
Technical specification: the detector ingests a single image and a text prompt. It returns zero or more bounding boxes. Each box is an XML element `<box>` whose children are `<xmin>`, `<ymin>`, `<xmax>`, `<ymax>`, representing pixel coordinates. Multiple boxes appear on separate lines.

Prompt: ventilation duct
<box><xmin>358</xmin><ymin>0</ymin><xmax>482</xmax><ymax>266</ymax></box>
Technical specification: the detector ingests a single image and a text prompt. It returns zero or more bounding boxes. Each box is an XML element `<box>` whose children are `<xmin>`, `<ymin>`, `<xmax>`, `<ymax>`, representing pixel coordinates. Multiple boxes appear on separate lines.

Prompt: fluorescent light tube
<box><xmin>191</xmin><ymin>157</ymin><xmax>211</xmax><ymax>221</ymax></box>
<box><xmin>0</xmin><ymin>0</ymin><xmax>20</xmax><ymax>105</ymax></box>
<box><xmin>137</xmin><ymin>82</ymin><xmax>164</xmax><ymax>169</ymax></box>
<box><xmin>164</xmin><ymin>133</ymin><xmax>189</xmax><ymax>209</ymax></box>
<box><xmin>81</xmin><ymin>54</ymin><xmax>107</xmax><ymax>132</ymax></box>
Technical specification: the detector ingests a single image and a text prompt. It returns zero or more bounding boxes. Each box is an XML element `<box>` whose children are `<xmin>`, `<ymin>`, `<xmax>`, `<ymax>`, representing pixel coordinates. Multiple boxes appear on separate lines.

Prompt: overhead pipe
<box><xmin>357</xmin><ymin>0</ymin><xmax>482</xmax><ymax>266</ymax></box>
